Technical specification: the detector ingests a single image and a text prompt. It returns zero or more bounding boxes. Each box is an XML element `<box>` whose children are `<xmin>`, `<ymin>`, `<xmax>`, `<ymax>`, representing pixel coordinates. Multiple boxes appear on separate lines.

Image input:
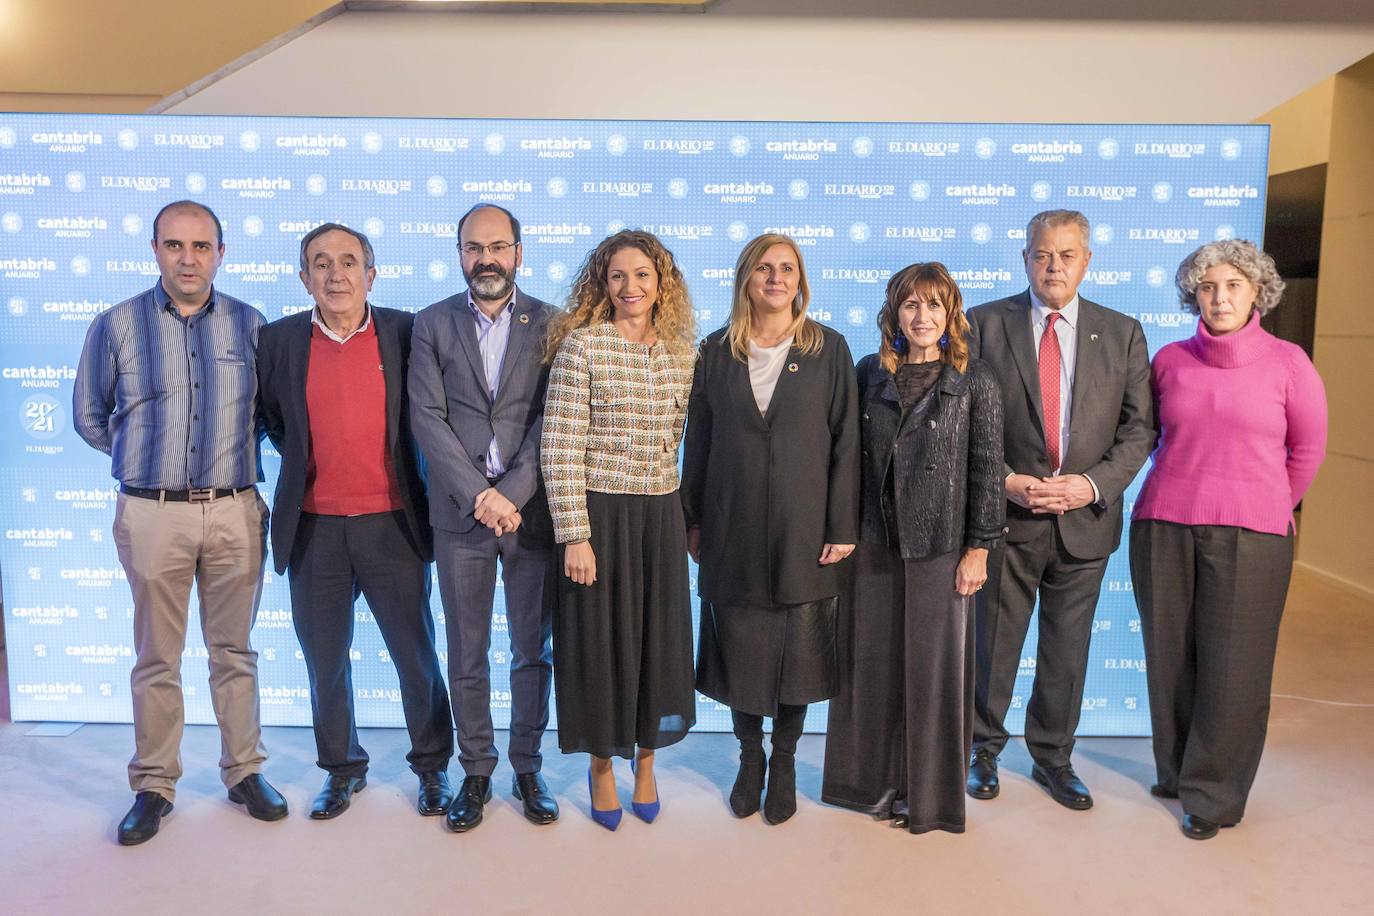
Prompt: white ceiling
<box><xmin>167</xmin><ymin>7</ymin><xmax>1374</xmax><ymax>122</ymax></box>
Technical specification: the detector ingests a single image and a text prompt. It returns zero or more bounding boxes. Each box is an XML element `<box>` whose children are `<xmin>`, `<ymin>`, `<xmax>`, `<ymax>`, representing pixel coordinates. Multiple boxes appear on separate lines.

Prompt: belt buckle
<box><xmin>188</xmin><ymin>488</ymin><xmax>215</xmax><ymax>503</ymax></box>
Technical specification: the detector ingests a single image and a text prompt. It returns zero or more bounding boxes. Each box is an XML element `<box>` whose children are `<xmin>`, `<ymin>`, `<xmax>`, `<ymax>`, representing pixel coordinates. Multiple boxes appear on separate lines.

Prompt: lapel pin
<box><xmin>519</xmin><ymin>313</ymin><xmax>530</xmax><ymax>324</ymax></box>
<box><xmin>1090</xmin><ymin>333</ymin><xmax>1099</xmax><ymax>341</ymax></box>
<box><xmin>787</xmin><ymin>363</ymin><xmax>799</xmax><ymax>373</ymax></box>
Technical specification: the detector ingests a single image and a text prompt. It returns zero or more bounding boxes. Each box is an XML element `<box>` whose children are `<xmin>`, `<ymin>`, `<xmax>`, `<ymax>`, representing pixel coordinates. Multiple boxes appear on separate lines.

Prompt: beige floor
<box><xmin>1</xmin><ymin>566</ymin><xmax>1371</xmax><ymax>916</ymax></box>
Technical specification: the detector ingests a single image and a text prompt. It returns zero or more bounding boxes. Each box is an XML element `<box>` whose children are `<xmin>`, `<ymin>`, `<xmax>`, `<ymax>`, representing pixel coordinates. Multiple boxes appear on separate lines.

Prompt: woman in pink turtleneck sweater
<box><xmin>1130</xmin><ymin>240</ymin><xmax>1327</xmax><ymax>842</ymax></box>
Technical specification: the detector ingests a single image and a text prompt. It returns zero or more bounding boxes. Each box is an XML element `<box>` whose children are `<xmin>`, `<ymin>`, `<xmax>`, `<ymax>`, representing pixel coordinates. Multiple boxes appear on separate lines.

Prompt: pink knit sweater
<box><xmin>1133</xmin><ymin>311</ymin><xmax>1327</xmax><ymax>535</ymax></box>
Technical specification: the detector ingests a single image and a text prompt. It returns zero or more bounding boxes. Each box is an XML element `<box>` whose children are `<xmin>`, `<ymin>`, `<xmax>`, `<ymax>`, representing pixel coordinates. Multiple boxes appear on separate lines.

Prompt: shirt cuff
<box><xmin>1083</xmin><ymin>473</ymin><xmax>1104</xmax><ymax>507</ymax></box>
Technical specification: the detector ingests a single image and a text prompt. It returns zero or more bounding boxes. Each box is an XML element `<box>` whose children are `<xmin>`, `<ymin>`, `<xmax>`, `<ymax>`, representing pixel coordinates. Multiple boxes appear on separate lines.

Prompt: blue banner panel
<box><xmin>0</xmin><ymin>115</ymin><xmax>1269</xmax><ymax>734</ymax></box>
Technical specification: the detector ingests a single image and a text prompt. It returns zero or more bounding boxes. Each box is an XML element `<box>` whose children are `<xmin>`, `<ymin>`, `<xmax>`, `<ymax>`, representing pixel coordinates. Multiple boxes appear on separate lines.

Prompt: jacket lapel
<box><xmin>1068</xmin><ymin>297</ymin><xmax>1101</xmax><ymax>443</ymax></box>
<box><xmin>450</xmin><ymin>291</ymin><xmax>491</xmax><ymax>403</ymax></box>
<box><xmin>726</xmin><ymin>343</ymin><xmax>772</xmax><ymax>432</ymax></box>
<box><xmin>1002</xmin><ymin>292</ymin><xmax>1046</xmax><ymax>441</ymax></box>
<box><xmin>495</xmin><ymin>290</ymin><xmax>533</xmax><ymax>401</ymax></box>
<box><xmin>374</xmin><ymin>306</ymin><xmax>402</xmax><ymax>452</ymax></box>
<box><xmin>286</xmin><ymin>313</ymin><xmax>312</xmax><ymax>458</ymax></box>
<box><xmin>761</xmin><ymin>342</ymin><xmax>804</xmax><ymax>427</ymax></box>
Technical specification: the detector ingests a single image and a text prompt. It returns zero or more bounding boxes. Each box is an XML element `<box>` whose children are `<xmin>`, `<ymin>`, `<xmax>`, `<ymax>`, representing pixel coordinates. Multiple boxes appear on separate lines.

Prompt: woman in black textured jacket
<box><xmin>821</xmin><ymin>261</ymin><xmax>1004</xmax><ymax>835</ymax></box>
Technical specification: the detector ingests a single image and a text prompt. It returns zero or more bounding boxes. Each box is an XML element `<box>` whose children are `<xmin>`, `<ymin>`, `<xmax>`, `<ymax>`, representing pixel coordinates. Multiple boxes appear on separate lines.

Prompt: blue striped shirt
<box><xmin>72</xmin><ymin>283</ymin><xmax>265</xmax><ymax>489</ymax></box>
<box><xmin>469</xmin><ymin>292</ymin><xmax>514</xmax><ymax>477</ymax></box>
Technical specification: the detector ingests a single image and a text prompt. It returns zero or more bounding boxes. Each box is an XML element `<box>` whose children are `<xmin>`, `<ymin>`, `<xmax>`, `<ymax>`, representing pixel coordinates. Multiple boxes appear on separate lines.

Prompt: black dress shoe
<box><xmin>445</xmin><ymin>775</ymin><xmax>492</xmax><ymax>833</ymax></box>
<box><xmin>416</xmin><ymin>771</ymin><xmax>454</xmax><ymax>816</ymax></box>
<box><xmin>1031</xmin><ymin>763</ymin><xmax>1093</xmax><ymax>810</ymax></box>
<box><xmin>310</xmin><ymin>774</ymin><xmax>366</xmax><ymax>820</ymax></box>
<box><xmin>966</xmin><ymin>750</ymin><xmax>1000</xmax><ymax>800</ymax></box>
<box><xmin>1150</xmin><ymin>784</ymin><xmax>1179</xmax><ymax>799</ymax></box>
<box><xmin>227</xmin><ymin>773</ymin><xmax>289</xmax><ymax>821</ymax></box>
<box><xmin>1181</xmin><ymin>813</ymin><xmax>1220</xmax><ymax>840</ymax></box>
<box><xmin>512</xmin><ymin>772</ymin><xmax>559</xmax><ymax>825</ymax></box>
<box><xmin>117</xmin><ymin>791</ymin><xmax>173</xmax><ymax>846</ymax></box>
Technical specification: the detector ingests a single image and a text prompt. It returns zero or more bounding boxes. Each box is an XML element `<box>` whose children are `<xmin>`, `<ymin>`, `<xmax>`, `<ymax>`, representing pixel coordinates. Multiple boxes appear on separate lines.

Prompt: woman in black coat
<box><xmin>821</xmin><ymin>261</ymin><xmax>1004</xmax><ymax>835</ymax></box>
<box><xmin>682</xmin><ymin>233</ymin><xmax>859</xmax><ymax>825</ymax></box>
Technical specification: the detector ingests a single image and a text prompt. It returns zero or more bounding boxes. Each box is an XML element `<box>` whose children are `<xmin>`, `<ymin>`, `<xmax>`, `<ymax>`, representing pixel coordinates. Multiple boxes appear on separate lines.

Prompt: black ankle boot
<box><xmin>730</xmin><ymin>710</ymin><xmax>767</xmax><ymax>817</ymax></box>
<box><xmin>763</xmin><ymin>704</ymin><xmax>806</xmax><ymax>825</ymax></box>
<box><xmin>763</xmin><ymin>753</ymin><xmax>796</xmax><ymax>824</ymax></box>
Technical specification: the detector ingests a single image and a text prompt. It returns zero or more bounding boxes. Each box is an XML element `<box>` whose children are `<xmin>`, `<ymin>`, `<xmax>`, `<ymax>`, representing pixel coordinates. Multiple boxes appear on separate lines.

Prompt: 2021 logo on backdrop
<box><xmin>0</xmin><ymin>114</ymin><xmax>1270</xmax><ymax>733</ymax></box>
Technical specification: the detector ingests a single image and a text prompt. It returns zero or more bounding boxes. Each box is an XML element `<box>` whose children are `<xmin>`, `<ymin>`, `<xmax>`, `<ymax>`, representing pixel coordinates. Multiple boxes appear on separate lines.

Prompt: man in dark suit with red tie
<box><xmin>965</xmin><ymin>210</ymin><xmax>1154</xmax><ymax>810</ymax></box>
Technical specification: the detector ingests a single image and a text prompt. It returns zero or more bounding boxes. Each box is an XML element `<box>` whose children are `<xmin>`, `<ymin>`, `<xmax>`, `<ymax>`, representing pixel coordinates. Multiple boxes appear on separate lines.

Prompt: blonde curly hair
<box><xmin>544</xmin><ymin>230</ymin><xmax>696</xmax><ymax>361</ymax></box>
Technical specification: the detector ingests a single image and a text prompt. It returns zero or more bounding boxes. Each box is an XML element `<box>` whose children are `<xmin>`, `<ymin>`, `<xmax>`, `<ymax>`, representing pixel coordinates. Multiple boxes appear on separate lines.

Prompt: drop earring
<box><xmin>939</xmin><ymin>333</ymin><xmax>949</xmax><ymax>349</ymax></box>
<box><xmin>893</xmin><ymin>333</ymin><xmax>908</xmax><ymax>354</ymax></box>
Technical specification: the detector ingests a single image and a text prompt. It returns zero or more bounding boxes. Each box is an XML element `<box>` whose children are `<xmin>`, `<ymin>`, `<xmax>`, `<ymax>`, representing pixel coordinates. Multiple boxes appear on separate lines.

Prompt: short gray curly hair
<box><xmin>1175</xmin><ymin>239</ymin><xmax>1285</xmax><ymax>316</ymax></box>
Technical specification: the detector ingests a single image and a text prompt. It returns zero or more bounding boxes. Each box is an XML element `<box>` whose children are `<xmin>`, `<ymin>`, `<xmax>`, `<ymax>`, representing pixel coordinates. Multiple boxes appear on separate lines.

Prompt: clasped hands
<box><xmin>474</xmin><ymin>487</ymin><xmax>521</xmax><ymax>535</ymax></box>
<box><xmin>1006</xmin><ymin>473</ymin><xmax>1095</xmax><ymax>515</ymax></box>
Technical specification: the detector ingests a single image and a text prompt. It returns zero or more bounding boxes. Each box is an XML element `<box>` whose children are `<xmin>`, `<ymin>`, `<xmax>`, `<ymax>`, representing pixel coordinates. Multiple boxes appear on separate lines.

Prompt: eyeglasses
<box><xmin>460</xmin><ymin>241</ymin><xmax>517</xmax><ymax>257</ymax></box>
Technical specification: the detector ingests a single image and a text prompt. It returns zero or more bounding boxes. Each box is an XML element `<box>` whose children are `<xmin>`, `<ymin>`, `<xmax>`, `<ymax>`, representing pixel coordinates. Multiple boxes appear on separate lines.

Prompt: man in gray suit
<box><xmin>409</xmin><ymin>204</ymin><xmax>559</xmax><ymax>832</ymax></box>
<box><xmin>965</xmin><ymin>209</ymin><xmax>1154</xmax><ymax>810</ymax></box>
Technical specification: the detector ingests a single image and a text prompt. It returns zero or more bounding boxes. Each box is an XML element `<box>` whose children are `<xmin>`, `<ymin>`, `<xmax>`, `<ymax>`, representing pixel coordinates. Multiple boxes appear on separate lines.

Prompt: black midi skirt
<box><xmin>695</xmin><ymin>595</ymin><xmax>840</xmax><ymax>718</ymax></box>
<box><xmin>822</xmin><ymin>544</ymin><xmax>973</xmax><ymax>834</ymax></box>
<box><xmin>553</xmin><ymin>490</ymin><xmax>696</xmax><ymax>759</ymax></box>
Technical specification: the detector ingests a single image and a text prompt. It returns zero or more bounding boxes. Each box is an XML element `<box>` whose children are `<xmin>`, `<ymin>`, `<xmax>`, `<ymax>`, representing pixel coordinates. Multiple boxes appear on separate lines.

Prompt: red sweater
<box><xmin>302</xmin><ymin>320</ymin><xmax>403</xmax><ymax>516</ymax></box>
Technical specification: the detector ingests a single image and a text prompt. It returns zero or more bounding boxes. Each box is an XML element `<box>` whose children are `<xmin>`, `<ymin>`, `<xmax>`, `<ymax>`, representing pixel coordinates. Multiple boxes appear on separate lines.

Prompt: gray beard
<box><xmin>468</xmin><ymin>271</ymin><xmax>514</xmax><ymax>303</ymax></box>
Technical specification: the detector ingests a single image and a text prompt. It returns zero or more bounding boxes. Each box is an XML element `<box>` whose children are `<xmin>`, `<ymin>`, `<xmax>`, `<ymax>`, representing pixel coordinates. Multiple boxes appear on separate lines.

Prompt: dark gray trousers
<box><xmin>288</xmin><ymin>511</ymin><xmax>453</xmax><ymax>777</ymax></box>
<box><xmin>435</xmin><ymin>523</ymin><xmax>554</xmax><ymax>777</ymax></box>
<box><xmin>973</xmin><ymin>522</ymin><xmax>1109</xmax><ymax>768</ymax></box>
<box><xmin>1130</xmin><ymin>519</ymin><xmax>1294</xmax><ymax>824</ymax></box>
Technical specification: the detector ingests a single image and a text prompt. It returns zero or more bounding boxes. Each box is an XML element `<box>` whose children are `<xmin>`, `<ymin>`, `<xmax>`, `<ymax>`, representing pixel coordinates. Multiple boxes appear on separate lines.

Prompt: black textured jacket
<box><xmin>857</xmin><ymin>354</ymin><xmax>1005</xmax><ymax>558</ymax></box>
<box><xmin>682</xmin><ymin>323</ymin><xmax>860</xmax><ymax>606</ymax></box>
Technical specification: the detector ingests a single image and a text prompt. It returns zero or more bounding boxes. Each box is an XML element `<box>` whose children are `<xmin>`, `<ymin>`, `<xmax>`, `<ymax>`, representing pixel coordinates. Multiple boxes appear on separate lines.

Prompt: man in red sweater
<box><xmin>257</xmin><ymin>224</ymin><xmax>454</xmax><ymax>820</ymax></box>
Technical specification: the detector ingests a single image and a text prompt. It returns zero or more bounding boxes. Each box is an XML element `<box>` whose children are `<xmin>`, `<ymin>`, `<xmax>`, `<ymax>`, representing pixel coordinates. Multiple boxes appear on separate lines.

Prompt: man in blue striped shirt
<box><xmin>73</xmin><ymin>200</ymin><xmax>288</xmax><ymax>845</ymax></box>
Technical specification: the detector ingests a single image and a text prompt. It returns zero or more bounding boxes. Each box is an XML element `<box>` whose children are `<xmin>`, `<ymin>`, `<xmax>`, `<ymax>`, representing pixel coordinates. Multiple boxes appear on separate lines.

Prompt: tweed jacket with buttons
<box><xmin>540</xmin><ymin>321</ymin><xmax>695</xmax><ymax>544</ymax></box>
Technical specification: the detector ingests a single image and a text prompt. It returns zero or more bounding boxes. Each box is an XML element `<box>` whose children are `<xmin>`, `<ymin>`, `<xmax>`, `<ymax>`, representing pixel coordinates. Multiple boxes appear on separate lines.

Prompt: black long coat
<box><xmin>681</xmin><ymin>322</ymin><xmax>860</xmax><ymax>607</ymax></box>
<box><xmin>856</xmin><ymin>354</ymin><xmax>1006</xmax><ymax>557</ymax></box>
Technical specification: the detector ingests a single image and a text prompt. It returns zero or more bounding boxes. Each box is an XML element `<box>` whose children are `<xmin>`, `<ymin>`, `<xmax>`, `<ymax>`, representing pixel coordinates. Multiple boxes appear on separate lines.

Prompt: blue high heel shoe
<box><xmin>629</xmin><ymin>757</ymin><xmax>661</xmax><ymax>824</ymax></box>
<box><xmin>587</xmin><ymin>767</ymin><xmax>622</xmax><ymax>831</ymax></box>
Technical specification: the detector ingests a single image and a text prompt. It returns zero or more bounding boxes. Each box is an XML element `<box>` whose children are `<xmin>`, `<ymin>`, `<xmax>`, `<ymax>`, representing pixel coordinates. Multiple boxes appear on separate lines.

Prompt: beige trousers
<box><xmin>113</xmin><ymin>489</ymin><xmax>269</xmax><ymax>801</ymax></box>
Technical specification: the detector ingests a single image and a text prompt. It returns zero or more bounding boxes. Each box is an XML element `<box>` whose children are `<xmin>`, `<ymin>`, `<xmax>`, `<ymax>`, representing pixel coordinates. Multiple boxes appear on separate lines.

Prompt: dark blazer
<box><xmin>408</xmin><ymin>289</ymin><xmax>554</xmax><ymax>541</ymax></box>
<box><xmin>257</xmin><ymin>305</ymin><xmax>432</xmax><ymax>575</ymax></box>
<box><xmin>856</xmin><ymin>355</ymin><xmax>1005</xmax><ymax>558</ymax></box>
<box><xmin>967</xmin><ymin>290</ymin><xmax>1154</xmax><ymax>560</ymax></box>
<box><xmin>682</xmin><ymin>322</ymin><xmax>860</xmax><ymax>607</ymax></box>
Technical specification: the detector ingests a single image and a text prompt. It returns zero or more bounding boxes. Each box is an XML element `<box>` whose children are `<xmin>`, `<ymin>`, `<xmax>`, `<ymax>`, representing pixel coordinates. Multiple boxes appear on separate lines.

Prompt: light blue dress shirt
<box><xmin>469</xmin><ymin>291</ymin><xmax>515</xmax><ymax>478</ymax></box>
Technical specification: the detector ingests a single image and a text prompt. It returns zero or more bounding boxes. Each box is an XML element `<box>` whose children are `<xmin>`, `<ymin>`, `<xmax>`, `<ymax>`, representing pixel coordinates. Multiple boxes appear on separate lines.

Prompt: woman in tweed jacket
<box><xmin>540</xmin><ymin>230</ymin><xmax>697</xmax><ymax>830</ymax></box>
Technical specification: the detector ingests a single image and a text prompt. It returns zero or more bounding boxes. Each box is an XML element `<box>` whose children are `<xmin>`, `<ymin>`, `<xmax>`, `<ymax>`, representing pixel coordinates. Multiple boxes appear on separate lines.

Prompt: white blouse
<box><xmin>748</xmin><ymin>336</ymin><xmax>794</xmax><ymax>415</ymax></box>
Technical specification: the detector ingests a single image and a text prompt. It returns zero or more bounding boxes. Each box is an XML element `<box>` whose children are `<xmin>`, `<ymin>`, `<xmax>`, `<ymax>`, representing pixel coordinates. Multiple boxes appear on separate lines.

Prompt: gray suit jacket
<box><xmin>967</xmin><ymin>290</ymin><xmax>1154</xmax><ymax>560</ymax></box>
<box><xmin>409</xmin><ymin>289</ymin><xmax>555</xmax><ymax>539</ymax></box>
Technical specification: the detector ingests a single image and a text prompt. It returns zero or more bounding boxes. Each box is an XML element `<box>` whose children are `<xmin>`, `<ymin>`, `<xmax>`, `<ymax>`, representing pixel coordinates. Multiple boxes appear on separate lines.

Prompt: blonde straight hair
<box><xmin>726</xmin><ymin>233</ymin><xmax>824</xmax><ymax>362</ymax></box>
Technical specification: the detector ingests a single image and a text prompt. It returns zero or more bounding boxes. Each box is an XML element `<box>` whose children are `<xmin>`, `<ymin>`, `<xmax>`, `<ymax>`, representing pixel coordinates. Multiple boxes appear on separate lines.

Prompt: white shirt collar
<box><xmin>1029</xmin><ymin>289</ymin><xmax>1080</xmax><ymax>329</ymax></box>
<box><xmin>311</xmin><ymin>303</ymin><xmax>372</xmax><ymax>343</ymax></box>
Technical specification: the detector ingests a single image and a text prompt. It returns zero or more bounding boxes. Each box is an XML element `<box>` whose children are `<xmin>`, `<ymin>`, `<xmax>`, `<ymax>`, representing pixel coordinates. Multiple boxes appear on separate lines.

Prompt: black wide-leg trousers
<box><xmin>1129</xmin><ymin>518</ymin><xmax>1294</xmax><ymax>825</ymax></box>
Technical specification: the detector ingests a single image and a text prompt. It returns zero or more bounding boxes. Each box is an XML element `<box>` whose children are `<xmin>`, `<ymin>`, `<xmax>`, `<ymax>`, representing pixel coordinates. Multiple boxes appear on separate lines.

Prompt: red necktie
<box><xmin>1039</xmin><ymin>312</ymin><xmax>1062</xmax><ymax>473</ymax></box>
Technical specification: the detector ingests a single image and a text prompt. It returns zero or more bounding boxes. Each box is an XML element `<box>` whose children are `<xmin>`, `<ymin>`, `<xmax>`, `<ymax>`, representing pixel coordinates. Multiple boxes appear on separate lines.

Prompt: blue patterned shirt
<box><xmin>73</xmin><ymin>283</ymin><xmax>265</xmax><ymax>489</ymax></box>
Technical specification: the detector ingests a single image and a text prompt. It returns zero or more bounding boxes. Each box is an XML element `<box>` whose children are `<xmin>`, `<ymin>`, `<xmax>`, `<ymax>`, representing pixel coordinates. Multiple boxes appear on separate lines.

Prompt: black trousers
<box><xmin>435</xmin><ymin>523</ymin><xmax>554</xmax><ymax>777</ymax></box>
<box><xmin>1130</xmin><ymin>519</ymin><xmax>1294</xmax><ymax>824</ymax></box>
<box><xmin>288</xmin><ymin>511</ymin><xmax>454</xmax><ymax>777</ymax></box>
<box><xmin>973</xmin><ymin>522</ymin><xmax>1108</xmax><ymax>768</ymax></box>
<box><xmin>823</xmin><ymin>546</ymin><xmax>972</xmax><ymax>834</ymax></box>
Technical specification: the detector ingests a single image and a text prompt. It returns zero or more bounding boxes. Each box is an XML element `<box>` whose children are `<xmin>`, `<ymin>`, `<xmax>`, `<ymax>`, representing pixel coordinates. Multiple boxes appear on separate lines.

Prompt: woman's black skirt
<box><xmin>696</xmin><ymin>594</ymin><xmax>840</xmax><ymax>718</ymax></box>
<box><xmin>553</xmin><ymin>490</ymin><xmax>696</xmax><ymax>759</ymax></box>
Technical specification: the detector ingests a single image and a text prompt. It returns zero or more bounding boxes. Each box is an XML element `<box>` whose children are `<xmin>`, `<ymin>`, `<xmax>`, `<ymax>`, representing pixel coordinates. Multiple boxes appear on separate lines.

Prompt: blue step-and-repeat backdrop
<box><xmin>0</xmin><ymin>114</ymin><xmax>1268</xmax><ymax>734</ymax></box>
